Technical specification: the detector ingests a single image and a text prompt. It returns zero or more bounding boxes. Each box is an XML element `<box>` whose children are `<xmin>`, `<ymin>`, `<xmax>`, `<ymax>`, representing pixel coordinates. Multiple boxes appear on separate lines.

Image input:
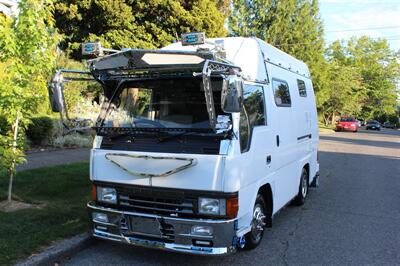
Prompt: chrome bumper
<box><xmin>87</xmin><ymin>202</ymin><xmax>238</xmax><ymax>255</ymax></box>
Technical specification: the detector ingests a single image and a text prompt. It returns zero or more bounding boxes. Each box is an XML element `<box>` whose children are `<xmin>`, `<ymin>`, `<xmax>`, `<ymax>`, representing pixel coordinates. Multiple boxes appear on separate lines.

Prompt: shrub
<box><xmin>53</xmin><ymin>133</ymin><xmax>93</xmax><ymax>148</ymax></box>
<box><xmin>0</xmin><ymin>115</ymin><xmax>8</xmax><ymax>135</ymax></box>
<box><xmin>26</xmin><ymin>116</ymin><xmax>54</xmax><ymax>145</ymax></box>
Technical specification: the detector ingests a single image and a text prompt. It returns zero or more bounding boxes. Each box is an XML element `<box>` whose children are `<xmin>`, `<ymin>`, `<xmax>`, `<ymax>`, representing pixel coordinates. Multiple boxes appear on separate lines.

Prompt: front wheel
<box><xmin>244</xmin><ymin>195</ymin><xmax>266</xmax><ymax>249</ymax></box>
<box><xmin>293</xmin><ymin>168</ymin><xmax>308</xmax><ymax>206</ymax></box>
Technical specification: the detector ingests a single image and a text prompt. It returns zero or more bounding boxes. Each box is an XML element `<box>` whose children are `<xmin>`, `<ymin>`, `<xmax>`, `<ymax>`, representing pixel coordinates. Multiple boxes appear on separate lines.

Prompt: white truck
<box><xmin>49</xmin><ymin>33</ymin><xmax>319</xmax><ymax>255</ymax></box>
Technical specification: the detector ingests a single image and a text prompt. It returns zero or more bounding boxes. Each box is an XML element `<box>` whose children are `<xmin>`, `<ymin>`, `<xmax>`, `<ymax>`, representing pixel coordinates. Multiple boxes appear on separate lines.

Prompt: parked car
<box><xmin>383</xmin><ymin>121</ymin><xmax>396</xmax><ymax>129</ymax></box>
<box><xmin>335</xmin><ymin>117</ymin><xmax>359</xmax><ymax>132</ymax></box>
<box><xmin>366</xmin><ymin>120</ymin><xmax>381</xmax><ymax>130</ymax></box>
<box><xmin>357</xmin><ymin>119</ymin><xmax>365</xmax><ymax>127</ymax></box>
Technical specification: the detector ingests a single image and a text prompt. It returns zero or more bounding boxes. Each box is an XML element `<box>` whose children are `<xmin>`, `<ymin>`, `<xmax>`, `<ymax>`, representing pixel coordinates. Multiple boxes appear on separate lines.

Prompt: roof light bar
<box><xmin>82</xmin><ymin>42</ymin><xmax>103</xmax><ymax>56</ymax></box>
<box><xmin>181</xmin><ymin>32</ymin><xmax>205</xmax><ymax>46</ymax></box>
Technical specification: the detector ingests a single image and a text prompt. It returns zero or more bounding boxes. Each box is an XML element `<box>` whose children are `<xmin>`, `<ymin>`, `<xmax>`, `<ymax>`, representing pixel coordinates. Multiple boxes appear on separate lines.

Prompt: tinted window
<box><xmin>243</xmin><ymin>85</ymin><xmax>265</xmax><ymax>126</ymax></box>
<box><xmin>297</xmin><ymin>79</ymin><xmax>307</xmax><ymax>97</ymax></box>
<box><xmin>239</xmin><ymin>108</ymin><xmax>250</xmax><ymax>152</ymax></box>
<box><xmin>340</xmin><ymin>118</ymin><xmax>356</xmax><ymax>122</ymax></box>
<box><xmin>103</xmin><ymin>78</ymin><xmax>223</xmax><ymax>129</ymax></box>
<box><xmin>272</xmin><ymin>79</ymin><xmax>291</xmax><ymax>106</ymax></box>
<box><xmin>240</xmin><ymin>84</ymin><xmax>265</xmax><ymax>152</ymax></box>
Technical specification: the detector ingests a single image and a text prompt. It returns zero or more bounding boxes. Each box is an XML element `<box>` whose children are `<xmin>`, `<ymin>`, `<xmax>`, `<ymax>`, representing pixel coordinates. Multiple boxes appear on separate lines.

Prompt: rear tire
<box><xmin>293</xmin><ymin>168</ymin><xmax>308</xmax><ymax>206</ymax></box>
<box><xmin>244</xmin><ymin>194</ymin><xmax>266</xmax><ymax>250</ymax></box>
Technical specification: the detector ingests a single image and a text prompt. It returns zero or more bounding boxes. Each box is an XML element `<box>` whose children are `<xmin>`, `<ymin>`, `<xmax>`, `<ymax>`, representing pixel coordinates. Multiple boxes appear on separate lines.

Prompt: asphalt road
<box><xmin>63</xmin><ymin>128</ymin><xmax>400</xmax><ymax>266</ymax></box>
<box><xmin>17</xmin><ymin>148</ymin><xmax>90</xmax><ymax>171</ymax></box>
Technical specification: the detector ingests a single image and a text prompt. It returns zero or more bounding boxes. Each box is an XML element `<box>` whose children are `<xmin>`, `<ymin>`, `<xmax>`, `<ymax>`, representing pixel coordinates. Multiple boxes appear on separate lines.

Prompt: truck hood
<box><xmin>90</xmin><ymin>149</ymin><xmax>225</xmax><ymax>191</ymax></box>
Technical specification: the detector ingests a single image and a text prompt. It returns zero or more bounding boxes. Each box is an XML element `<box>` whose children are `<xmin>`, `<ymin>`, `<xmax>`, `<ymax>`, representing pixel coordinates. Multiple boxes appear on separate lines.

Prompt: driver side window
<box><xmin>239</xmin><ymin>84</ymin><xmax>265</xmax><ymax>152</ymax></box>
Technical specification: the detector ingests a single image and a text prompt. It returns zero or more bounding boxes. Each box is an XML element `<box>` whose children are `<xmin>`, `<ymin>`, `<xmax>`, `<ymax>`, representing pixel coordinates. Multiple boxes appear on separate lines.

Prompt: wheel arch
<box><xmin>303</xmin><ymin>163</ymin><xmax>310</xmax><ymax>183</ymax></box>
<box><xmin>257</xmin><ymin>183</ymin><xmax>273</xmax><ymax>227</ymax></box>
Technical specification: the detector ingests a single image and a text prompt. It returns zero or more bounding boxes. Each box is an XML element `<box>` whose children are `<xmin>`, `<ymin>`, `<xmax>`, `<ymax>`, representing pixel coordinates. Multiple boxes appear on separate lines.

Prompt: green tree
<box><xmin>0</xmin><ymin>0</ymin><xmax>59</xmax><ymax>203</ymax></box>
<box><xmin>54</xmin><ymin>0</ymin><xmax>227</xmax><ymax>58</ymax></box>
<box><xmin>322</xmin><ymin>37</ymin><xmax>399</xmax><ymax>122</ymax></box>
<box><xmin>228</xmin><ymin>0</ymin><xmax>327</xmax><ymax>94</ymax></box>
<box><xmin>346</xmin><ymin>37</ymin><xmax>399</xmax><ymax>120</ymax></box>
<box><xmin>317</xmin><ymin>60</ymin><xmax>363</xmax><ymax>125</ymax></box>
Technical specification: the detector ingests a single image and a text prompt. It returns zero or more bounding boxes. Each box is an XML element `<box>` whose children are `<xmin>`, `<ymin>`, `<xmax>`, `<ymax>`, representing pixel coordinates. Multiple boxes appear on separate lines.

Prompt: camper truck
<box><xmin>49</xmin><ymin>33</ymin><xmax>319</xmax><ymax>255</ymax></box>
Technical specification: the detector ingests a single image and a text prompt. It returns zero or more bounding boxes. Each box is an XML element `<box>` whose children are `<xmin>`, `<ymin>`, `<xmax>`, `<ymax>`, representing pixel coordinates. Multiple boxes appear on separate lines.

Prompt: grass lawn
<box><xmin>319</xmin><ymin>123</ymin><xmax>335</xmax><ymax>134</ymax></box>
<box><xmin>0</xmin><ymin>162</ymin><xmax>91</xmax><ymax>265</ymax></box>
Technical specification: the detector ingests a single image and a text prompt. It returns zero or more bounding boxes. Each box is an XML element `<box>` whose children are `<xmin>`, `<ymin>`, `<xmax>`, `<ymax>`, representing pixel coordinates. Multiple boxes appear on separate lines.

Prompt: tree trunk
<box><xmin>7</xmin><ymin>113</ymin><xmax>19</xmax><ymax>203</ymax></box>
<box><xmin>323</xmin><ymin>113</ymin><xmax>330</xmax><ymax>126</ymax></box>
<box><xmin>331</xmin><ymin>113</ymin><xmax>336</xmax><ymax>125</ymax></box>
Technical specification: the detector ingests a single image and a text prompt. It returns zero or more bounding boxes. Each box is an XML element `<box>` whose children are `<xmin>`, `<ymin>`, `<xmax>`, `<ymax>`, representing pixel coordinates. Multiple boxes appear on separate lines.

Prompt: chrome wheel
<box><xmin>301</xmin><ymin>173</ymin><xmax>308</xmax><ymax>198</ymax></box>
<box><xmin>294</xmin><ymin>168</ymin><xmax>309</xmax><ymax>206</ymax></box>
<box><xmin>250</xmin><ymin>204</ymin><xmax>266</xmax><ymax>242</ymax></box>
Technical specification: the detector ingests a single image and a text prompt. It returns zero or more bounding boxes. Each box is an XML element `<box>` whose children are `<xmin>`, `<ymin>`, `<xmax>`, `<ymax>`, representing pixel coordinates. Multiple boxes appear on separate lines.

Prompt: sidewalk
<box><xmin>17</xmin><ymin>148</ymin><xmax>91</xmax><ymax>171</ymax></box>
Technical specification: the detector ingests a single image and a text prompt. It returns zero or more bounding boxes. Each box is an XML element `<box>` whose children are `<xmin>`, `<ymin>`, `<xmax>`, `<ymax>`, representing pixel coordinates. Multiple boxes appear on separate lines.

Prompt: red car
<box><xmin>335</xmin><ymin>117</ymin><xmax>359</xmax><ymax>132</ymax></box>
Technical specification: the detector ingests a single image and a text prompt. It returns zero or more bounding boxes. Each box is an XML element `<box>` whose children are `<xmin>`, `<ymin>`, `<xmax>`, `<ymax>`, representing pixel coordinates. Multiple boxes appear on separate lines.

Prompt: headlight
<box><xmin>198</xmin><ymin>198</ymin><xmax>226</xmax><ymax>216</ymax></box>
<box><xmin>97</xmin><ymin>187</ymin><xmax>117</xmax><ymax>204</ymax></box>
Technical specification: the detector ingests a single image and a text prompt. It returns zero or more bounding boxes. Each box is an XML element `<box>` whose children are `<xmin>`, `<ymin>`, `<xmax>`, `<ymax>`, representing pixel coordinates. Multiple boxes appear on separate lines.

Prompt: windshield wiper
<box><xmin>158</xmin><ymin>131</ymin><xmax>226</xmax><ymax>143</ymax></box>
<box><xmin>95</xmin><ymin>125</ymin><xmax>151</xmax><ymax>140</ymax></box>
<box><xmin>157</xmin><ymin>131</ymin><xmax>192</xmax><ymax>143</ymax></box>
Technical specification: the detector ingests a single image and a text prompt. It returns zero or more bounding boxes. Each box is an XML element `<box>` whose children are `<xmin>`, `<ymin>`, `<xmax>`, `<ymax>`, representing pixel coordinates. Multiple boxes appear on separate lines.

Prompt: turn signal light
<box><xmin>91</xmin><ymin>184</ymin><xmax>97</xmax><ymax>201</ymax></box>
<box><xmin>226</xmin><ymin>196</ymin><xmax>239</xmax><ymax>219</ymax></box>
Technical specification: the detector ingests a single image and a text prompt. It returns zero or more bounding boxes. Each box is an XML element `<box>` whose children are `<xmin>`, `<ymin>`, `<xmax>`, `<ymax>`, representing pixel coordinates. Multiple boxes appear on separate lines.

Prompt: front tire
<box><xmin>293</xmin><ymin>168</ymin><xmax>308</xmax><ymax>206</ymax></box>
<box><xmin>244</xmin><ymin>194</ymin><xmax>266</xmax><ymax>250</ymax></box>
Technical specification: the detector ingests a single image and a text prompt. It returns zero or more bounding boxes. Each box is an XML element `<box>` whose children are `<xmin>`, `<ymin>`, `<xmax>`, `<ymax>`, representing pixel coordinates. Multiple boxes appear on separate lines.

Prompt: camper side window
<box><xmin>272</xmin><ymin>79</ymin><xmax>291</xmax><ymax>107</ymax></box>
<box><xmin>239</xmin><ymin>85</ymin><xmax>265</xmax><ymax>152</ymax></box>
<box><xmin>297</xmin><ymin>79</ymin><xmax>307</xmax><ymax>97</ymax></box>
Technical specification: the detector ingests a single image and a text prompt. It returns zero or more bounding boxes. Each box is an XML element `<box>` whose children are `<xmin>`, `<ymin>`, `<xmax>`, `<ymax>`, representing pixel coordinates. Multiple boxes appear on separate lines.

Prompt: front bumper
<box><xmin>87</xmin><ymin>202</ymin><xmax>238</xmax><ymax>255</ymax></box>
<box><xmin>336</xmin><ymin>125</ymin><xmax>357</xmax><ymax>131</ymax></box>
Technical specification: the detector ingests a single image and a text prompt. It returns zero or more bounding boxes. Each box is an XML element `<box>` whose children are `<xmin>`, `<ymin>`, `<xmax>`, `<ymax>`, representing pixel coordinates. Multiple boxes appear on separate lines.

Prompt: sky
<box><xmin>319</xmin><ymin>0</ymin><xmax>400</xmax><ymax>52</ymax></box>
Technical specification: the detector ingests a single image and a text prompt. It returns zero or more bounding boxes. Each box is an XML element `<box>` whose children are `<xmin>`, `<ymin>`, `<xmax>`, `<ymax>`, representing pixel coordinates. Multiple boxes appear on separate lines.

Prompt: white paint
<box><xmin>91</xmin><ymin>37</ymin><xmax>319</xmax><ymax>238</ymax></box>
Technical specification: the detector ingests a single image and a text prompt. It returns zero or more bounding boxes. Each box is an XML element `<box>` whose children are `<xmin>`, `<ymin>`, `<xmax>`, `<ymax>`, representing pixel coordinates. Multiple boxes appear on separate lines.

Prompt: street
<box><xmin>63</xmin><ymin>128</ymin><xmax>400</xmax><ymax>265</ymax></box>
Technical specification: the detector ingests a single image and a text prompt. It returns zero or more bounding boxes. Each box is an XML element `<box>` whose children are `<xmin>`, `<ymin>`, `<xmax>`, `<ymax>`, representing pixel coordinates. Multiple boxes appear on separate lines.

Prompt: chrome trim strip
<box><xmin>178</xmin><ymin>233</ymin><xmax>214</xmax><ymax>239</ymax></box>
<box><xmin>93</xmin><ymin>229</ymin><xmax>233</xmax><ymax>255</ymax></box>
<box><xmin>87</xmin><ymin>202</ymin><xmax>236</xmax><ymax>224</ymax></box>
<box><xmin>105</xmin><ymin>153</ymin><xmax>197</xmax><ymax>178</ymax></box>
<box><xmin>92</xmin><ymin>219</ymin><xmax>118</xmax><ymax>227</ymax></box>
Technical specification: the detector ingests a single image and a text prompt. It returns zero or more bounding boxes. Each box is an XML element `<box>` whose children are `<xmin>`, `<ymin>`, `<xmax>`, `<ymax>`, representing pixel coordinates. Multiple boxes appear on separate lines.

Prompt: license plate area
<box><xmin>129</xmin><ymin>216</ymin><xmax>161</xmax><ymax>238</ymax></box>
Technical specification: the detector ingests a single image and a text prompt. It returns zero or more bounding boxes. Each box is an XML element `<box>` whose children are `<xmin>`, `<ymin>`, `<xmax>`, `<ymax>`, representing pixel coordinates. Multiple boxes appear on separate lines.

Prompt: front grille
<box><xmin>94</xmin><ymin>182</ymin><xmax>238</xmax><ymax>219</ymax></box>
<box><xmin>118</xmin><ymin>189</ymin><xmax>196</xmax><ymax>217</ymax></box>
<box><xmin>159</xmin><ymin>221</ymin><xmax>175</xmax><ymax>241</ymax></box>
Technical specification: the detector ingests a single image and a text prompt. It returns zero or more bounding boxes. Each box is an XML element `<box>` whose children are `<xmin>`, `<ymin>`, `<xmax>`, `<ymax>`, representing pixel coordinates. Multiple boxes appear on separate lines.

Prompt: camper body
<box><xmin>51</xmin><ymin>36</ymin><xmax>319</xmax><ymax>255</ymax></box>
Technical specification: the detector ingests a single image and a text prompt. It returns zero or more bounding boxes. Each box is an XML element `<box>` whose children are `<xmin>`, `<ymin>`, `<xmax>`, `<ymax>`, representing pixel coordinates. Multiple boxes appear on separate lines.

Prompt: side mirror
<box><xmin>221</xmin><ymin>74</ymin><xmax>243</xmax><ymax>113</ymax></box>
<box><xmin>49</xmin><ymin>71</ymin><xmax>64</xmax><ymax>112</ymax></box>
<box><xmin>48</xmin><ymin>71</ymin><xmax>69</xmax><ymax>122</ymax></box>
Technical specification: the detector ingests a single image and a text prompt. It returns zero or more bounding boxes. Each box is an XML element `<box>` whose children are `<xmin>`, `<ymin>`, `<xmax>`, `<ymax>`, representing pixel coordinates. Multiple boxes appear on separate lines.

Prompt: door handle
<box><xmin>266</xmin><ymin>155</ymin><xmax>272</xmax><ymax>165</ymax></box>
<box><xmin>276</xmin><ymin>135</ymin><xmax>280</xmax><ymax>147</ymax></box>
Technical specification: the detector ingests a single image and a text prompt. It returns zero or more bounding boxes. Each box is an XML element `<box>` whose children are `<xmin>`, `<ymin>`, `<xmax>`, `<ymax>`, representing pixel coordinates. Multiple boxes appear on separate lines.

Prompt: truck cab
<box><xmin>49</xmin><ymin>34</ymin><xmax>319</xmax><ymax>255</ymax></box>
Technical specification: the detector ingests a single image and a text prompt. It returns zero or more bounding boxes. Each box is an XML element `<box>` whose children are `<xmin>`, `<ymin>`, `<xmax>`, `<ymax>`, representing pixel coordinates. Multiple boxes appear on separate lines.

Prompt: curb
<box><xmin>15</xmin><ymin>233</ymin><xmax>94</xmax><ymax>266</ymax></box>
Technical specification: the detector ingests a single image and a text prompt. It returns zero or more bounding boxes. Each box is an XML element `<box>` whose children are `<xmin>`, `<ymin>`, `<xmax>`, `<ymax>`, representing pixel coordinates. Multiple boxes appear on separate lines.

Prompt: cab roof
<box><xmin>163</xmin><ymin>37</ymin><xmax>311</xmax><ymax>82</ymax></box>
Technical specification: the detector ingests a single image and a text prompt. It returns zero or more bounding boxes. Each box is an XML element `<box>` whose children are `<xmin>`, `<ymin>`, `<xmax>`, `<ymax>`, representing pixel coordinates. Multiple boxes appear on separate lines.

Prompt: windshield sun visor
<box><xmin>89</xmin><ymin>50</ymin><xmax>211</xmax><ymax>72</ymax></box>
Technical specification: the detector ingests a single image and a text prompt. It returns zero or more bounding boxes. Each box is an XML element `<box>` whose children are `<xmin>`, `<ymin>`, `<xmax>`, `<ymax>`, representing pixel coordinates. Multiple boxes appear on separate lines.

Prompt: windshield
<box><xmin>102</xmin><ymin>78</ymin><xmax>223</xmax><ymax>130</ymax></box>
<box><xmin>340</xmin><ymin>118</ymin><xmax>356</xmax><ymax>122</ymax></box>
